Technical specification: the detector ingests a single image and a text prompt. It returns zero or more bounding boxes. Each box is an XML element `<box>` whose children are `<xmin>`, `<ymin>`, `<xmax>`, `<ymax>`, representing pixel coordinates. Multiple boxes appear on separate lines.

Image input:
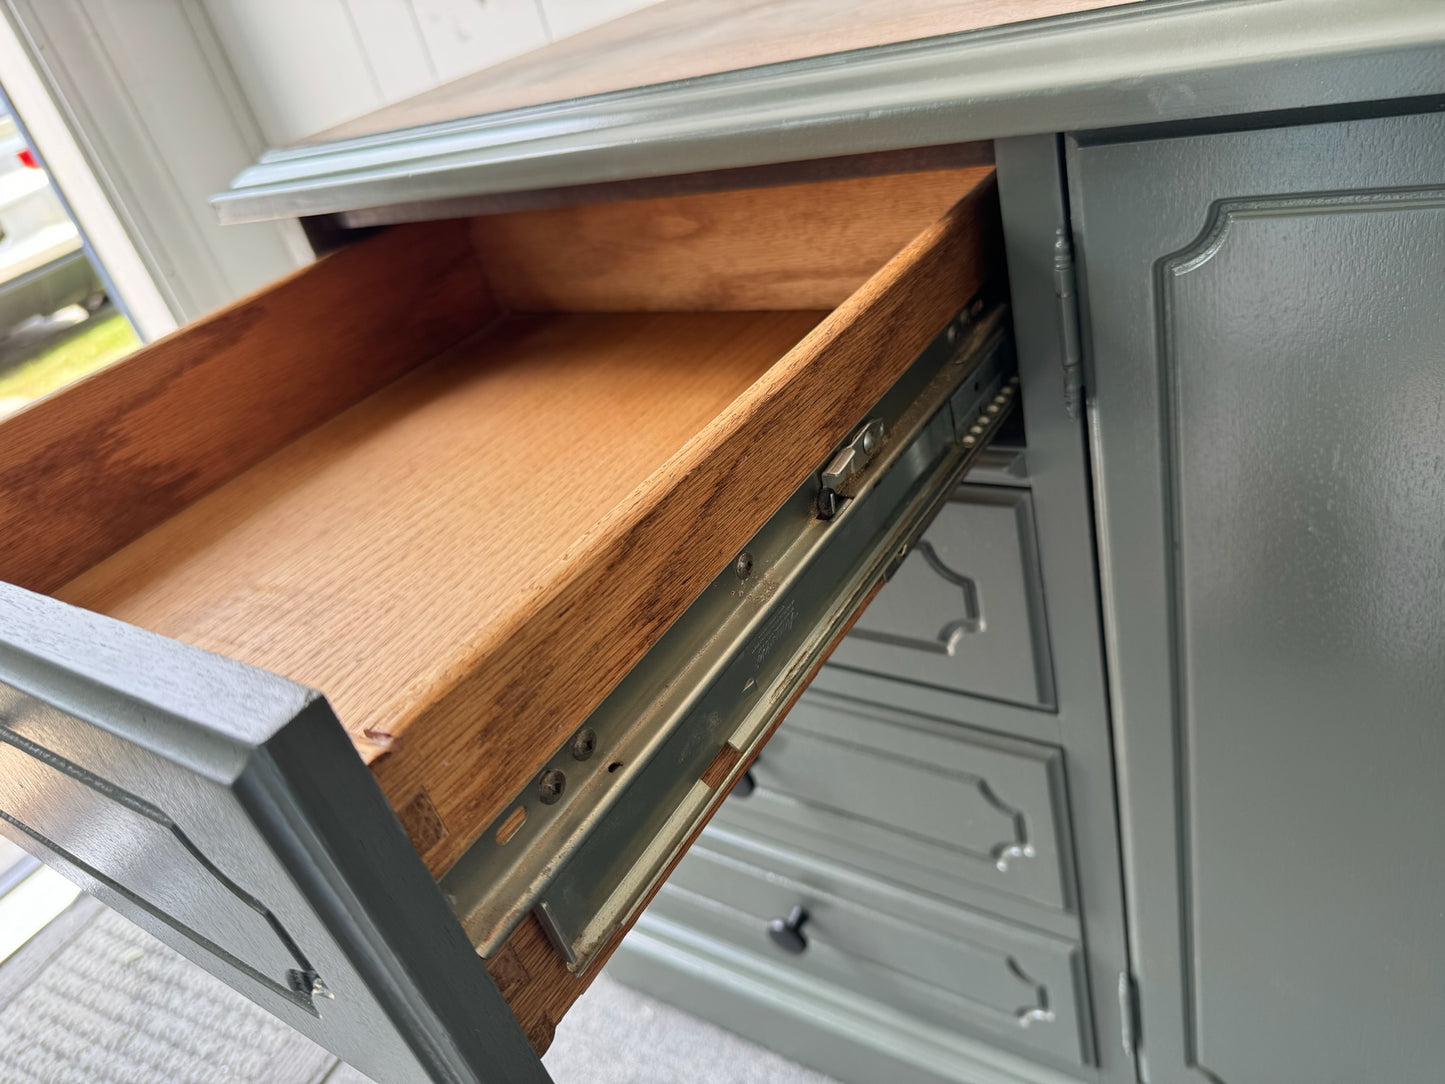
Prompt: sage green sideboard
<box><xmin>614</xmin><ymin>108</ymin><xmax>1445</xmax><ymax>1084</ymax></box>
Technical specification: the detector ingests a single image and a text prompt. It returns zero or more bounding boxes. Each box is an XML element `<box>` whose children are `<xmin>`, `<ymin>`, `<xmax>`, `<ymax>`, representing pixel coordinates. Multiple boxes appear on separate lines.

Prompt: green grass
<box><xmin>0</xmin><ymin>311</ymin><xmax>140</xmax><ymax>416</ymax></box>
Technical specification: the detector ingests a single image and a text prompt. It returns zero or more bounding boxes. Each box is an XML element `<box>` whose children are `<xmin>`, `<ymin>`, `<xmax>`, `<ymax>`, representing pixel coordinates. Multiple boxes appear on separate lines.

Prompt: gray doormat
<box><xmin>0</xmin><ymin>900</ymin><xmax>339</xmax><ymax>1084</ymax></box>
<box><xmin>0</xmin><ymin>896</ymin><xmax>836</xmax><ymax>1084</ymax></box>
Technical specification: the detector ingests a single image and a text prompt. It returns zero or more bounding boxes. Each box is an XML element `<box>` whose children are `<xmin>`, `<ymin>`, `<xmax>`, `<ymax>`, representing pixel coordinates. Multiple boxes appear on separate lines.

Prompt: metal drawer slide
<box><xmin>444</xmin><ymin>302</ymin><xmax>1018</xmax><ymax>972</ymax></box>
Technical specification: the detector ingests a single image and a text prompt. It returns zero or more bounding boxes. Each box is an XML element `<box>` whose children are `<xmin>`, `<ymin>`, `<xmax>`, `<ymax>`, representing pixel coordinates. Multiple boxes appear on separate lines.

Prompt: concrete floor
<box><xmin>0</xmin><ymin>891</ymin><xmax>838</xmax><ymax>1084</ymax></box>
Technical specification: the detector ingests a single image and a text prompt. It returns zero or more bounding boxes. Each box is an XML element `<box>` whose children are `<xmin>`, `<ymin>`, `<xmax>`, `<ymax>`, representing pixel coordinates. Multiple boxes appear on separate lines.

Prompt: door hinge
<box><xmin>1118</xmin><ymin>970</ymin><xmax>1140</xmax><ymax>1060</ymax></box>
<box><xmin>1052</xmin><ymin>227</ymin><xmax>1084</xmax><ymax>419</ymax></box>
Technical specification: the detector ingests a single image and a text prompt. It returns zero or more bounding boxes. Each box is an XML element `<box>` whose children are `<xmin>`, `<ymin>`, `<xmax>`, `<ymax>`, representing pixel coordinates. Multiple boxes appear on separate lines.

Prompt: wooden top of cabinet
<box><xmin>218</xmin><ymin>1</ymin><xmax>1439</xmax><ymax>228</ymax></box>
<box><xmin>309</xmin><ymin>0</ymin><xmax>1141</xmax><ymax>145</ymax></box>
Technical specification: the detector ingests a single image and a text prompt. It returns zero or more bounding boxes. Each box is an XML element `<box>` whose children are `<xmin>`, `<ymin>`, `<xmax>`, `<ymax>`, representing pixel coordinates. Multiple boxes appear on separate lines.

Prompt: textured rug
<box><xmin>0</xmin><ymin>901</ymin><xmax>336</xmax><ymax>1084</ymax></box>
<box><xmin>0</xmin><ymin>897</ymin><xmax>836</xmax><ymax>1084</ymax></box>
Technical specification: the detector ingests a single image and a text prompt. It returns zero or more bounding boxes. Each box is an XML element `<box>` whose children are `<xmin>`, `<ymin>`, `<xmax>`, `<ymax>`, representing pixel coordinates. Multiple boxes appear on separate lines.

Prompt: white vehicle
<box><xmin>0</xmin><ymin>113</ymin><xmax>102</xmax><ymax>334</ymax></box>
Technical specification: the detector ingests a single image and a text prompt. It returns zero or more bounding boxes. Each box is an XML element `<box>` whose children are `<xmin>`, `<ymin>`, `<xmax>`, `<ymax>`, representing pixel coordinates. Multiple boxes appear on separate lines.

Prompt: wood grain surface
<box><xmin>470</xmin><ymin>168</ymin><xmax>984</xmax><ymax>312</ymax></box>
<box><xmin>0</xmin><ymin>220</ymin><xmax>493</xmax><ymax>595</ymax></box>
<box><xmin>60</xmin><ymin>170</ymin><xmax>999</xmax><ymax>882</ymax></box>
<box><xmin>399</xmin><ymin>170</ymin><xmax>1000</xmax><ymax>875</ymax></box>
<box><xmin>57</xmin><ymin>170</ymin><xmax>998</xmax><ymax>884</ymax></box>
<box><xmin>58</xmin><ymin>310</ymin><xmax>820</xmax><ymax>765</ymax></box>
<box><xmin>20</xmin><ymin>164</ymin><xmax>1003</xmax><ymax>1035</ymax></box>
<box><xmin>311</xmin><ymin>0</ymin><xmax>1140</xmax><ymax>144</ymax></box>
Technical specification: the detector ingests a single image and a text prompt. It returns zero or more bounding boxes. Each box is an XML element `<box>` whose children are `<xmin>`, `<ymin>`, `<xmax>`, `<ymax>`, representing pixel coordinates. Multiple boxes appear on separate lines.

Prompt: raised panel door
<box><xmin>1073</xmin><ymin>111</ymin><xmax>1445</xmax><ymax>1083</ymax></box>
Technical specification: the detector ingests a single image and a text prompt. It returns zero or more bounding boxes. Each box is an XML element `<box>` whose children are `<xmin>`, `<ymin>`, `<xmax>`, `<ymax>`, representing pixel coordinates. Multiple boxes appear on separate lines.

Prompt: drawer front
<box><xmin>655</xmin><ymin>834</ymin><xmax>1090</xmax><ymax>1066</ymax></box>
<box><xmin>718</xmin><ymin>693</ymin><xmax>1072</xmax><ymax>911</ymax></box>
<box><xmin>829</xmin><ymin>485</ymin><xmax>1054</xmax><ymax>708</ymax></box>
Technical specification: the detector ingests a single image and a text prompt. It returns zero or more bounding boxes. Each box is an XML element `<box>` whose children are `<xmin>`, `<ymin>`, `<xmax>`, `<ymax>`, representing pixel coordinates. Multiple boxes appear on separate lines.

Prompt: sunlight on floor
<box><xmin>0</xmin><ymin>858</ymin><xmax>81</xmax><ymax>966</ymax></box>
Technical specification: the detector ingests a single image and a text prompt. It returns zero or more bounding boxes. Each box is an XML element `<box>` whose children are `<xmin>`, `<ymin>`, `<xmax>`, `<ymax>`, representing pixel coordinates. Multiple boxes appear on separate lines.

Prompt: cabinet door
<box><xmin>1071</xmin><ymin>112</ymin><xmax>1445</xmax><ymax>1084</ymax></box>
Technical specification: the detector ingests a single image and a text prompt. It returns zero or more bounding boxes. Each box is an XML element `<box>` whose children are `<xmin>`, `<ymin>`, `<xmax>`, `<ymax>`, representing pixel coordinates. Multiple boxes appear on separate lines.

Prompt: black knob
<box><xmin>768</xmin><ymin>905</ymin><xmax>809</xmax><ymax>955</ymax></box>
<box><xmin>731</xmin><ymin>769</ymin><xmax>757</xmax><ymax>798</ymax></box>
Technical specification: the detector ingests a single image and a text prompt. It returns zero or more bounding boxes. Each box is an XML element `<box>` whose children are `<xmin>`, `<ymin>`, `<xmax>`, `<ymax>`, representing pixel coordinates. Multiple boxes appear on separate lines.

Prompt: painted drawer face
<box><xmin>654</xmin><ymin>834</ymin><xmax>1091</xmax><ymax>1066</ymax></box>
<box><xmin>829</xmin><ymin>485</ymin><xmax>1054</xmax><ymax>708</ymax></box>
<box><xmin>718</xmin><ymin>693</ymin><xmax>1072</xmax><ymax>912</ymax></box>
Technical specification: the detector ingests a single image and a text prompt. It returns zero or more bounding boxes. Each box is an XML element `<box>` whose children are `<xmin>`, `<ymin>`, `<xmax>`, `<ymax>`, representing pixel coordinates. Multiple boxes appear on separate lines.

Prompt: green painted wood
<box><xmin>716</xmin><ymin>691</ymin><xmax>1072</xmax><ymax>913</ymax></box>
<box><xmin>655</xmin><ymin>828</ymin><xmax>1092</xmax><ymax>1066</ymax></box>
<box><xmin>611</xmin><ymin>914</ymin><xmax>1087</xmax><ymax>1084</ymax></box>
<box><xmin>1072</xmin><ymin>109</ymin><xmax>1445</xmax><ymax>1083</ymax></box>
<box><xmin>0</xmin><ymin>582</ymin><xmax>548</xmax><ymax>1084</ymax></box>
<box><xmin>659</xmin><ymin>135</ymin><xmax>1134</xmax><ymax>1084</ymax></box>
<box><xmin>830</xmin><ymin>485</ymin><xmax>1055</xmax><ymax>708</ymax></box>
<box><xmin>991</xmin><ymin>133</ymin><xmax>1135</xmax><ymax>1084</ymax></box>
<box><xmin>214</xmin><ymin>0</ymin><xmax>1445</xmax><ymax>224</ymax></box>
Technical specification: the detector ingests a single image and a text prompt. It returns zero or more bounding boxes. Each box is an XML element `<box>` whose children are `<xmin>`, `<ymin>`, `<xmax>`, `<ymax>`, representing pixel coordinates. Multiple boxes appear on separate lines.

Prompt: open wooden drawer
<box><xmin>0</xmin><ymin>165</ymin><xmax>1011</xmax><ymax>1082</ymax></box>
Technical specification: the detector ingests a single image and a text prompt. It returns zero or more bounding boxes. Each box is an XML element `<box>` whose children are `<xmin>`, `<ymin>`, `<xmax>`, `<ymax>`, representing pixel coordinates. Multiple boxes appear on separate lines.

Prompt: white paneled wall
<box><xmin>207</xmin><ymin>0</ymin><xmax>665</xmax><ymax>147</ymax></box>
<box><xmin>540</xmin><ymin>0</ymin><xmax>668</xmax><ymax>38</ymax></box>
<box><xmin>344</xmin><ymin>0</ymin><xmax>439</xmax><ymax>101</ymax></box>
<box><xmin>410</xmin><ymin>0</ymin><xmax>546</xmax><ymax>83</ymax></box>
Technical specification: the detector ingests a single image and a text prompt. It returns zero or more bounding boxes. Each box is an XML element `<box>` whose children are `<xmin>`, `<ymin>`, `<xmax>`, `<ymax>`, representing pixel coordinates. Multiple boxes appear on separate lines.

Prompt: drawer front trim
<box><xmin>0</xmin><ymin>584</ymin><xmax>544</xmax><ymax>1084</ymax></box>
<box><xmin>719</xmin><ymin>694</ymin><xmax>1073</xmax><ymax>912</ymax></box>
<box><xmin>832</xmin><ymin>486</ymin><xmax>1056</xmax><ymax>708</ymax></box>
<box><xmin>657</xmin><ymin>836</ymin><xmax>1091</xmax><ymax>1065</ymax></box>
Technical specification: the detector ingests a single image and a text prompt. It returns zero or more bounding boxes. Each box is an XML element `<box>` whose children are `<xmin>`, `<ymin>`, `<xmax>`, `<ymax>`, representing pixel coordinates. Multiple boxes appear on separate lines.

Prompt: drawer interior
<box><xmin>58</xmin><ymin>305</ymin><xmax>827</xmax><ymax>802</ymax></box>
<box><xmin>0</xmin><ymin>162</ymin><xmax>1004</xmax><ymax>1048</ymax></box>
<box><xmin>7</xmin><ymin>164</ymin><xmax>996</xmax><ymax>861</ymax></box>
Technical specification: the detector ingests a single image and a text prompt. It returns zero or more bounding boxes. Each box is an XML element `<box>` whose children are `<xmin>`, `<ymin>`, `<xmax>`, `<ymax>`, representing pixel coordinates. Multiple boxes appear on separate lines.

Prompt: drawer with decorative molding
<box><xmin>718</xmin><ymin>690</ymin><xmax>1073</xmax><ymax>913</ymax></box>
<box><xmin>829</xmin><ymin>484</ymin><xmax>1055</xmax><ymax>709</ymax></box>
<box><xmin>648</xmin><ymin>825</ymin><xmax>1092</xmax><ymax>1066</ymax></box>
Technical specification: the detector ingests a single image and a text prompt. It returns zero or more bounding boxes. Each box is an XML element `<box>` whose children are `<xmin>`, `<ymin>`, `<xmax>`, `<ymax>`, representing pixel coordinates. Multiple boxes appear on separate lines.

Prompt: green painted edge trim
<box><xmin>214</xmin><ymin>0</ymin><xmax>1445</xmax><ymax>223</ymax></box>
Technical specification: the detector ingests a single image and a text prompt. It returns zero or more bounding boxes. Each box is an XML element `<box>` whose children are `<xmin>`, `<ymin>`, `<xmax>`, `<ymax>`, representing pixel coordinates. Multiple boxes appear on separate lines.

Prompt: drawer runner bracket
<box><xmin>443</xmin><ymin>301</ymin><xmax>1018</xmax><ymax>972</ymax></box>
